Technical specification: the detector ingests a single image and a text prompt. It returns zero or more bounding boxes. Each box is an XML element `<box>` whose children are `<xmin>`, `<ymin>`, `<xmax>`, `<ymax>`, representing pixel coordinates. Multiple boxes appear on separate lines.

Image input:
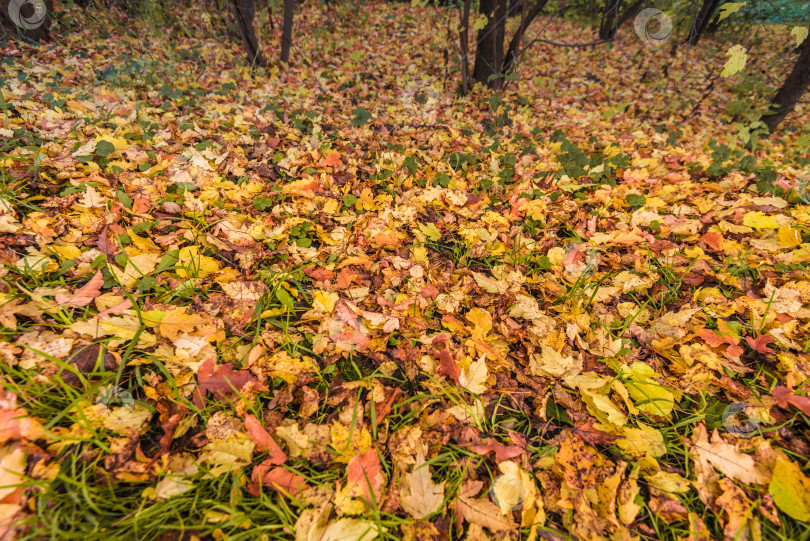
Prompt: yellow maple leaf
<box><xmin>721</xmin><ymin>45</ymin><xmax>748</xmax><ymax>78</ymax></box>
<box><xmin>176</xmin><ymin>246</ymin><xmax>220</xmax><ymax>279</ymax></box>
<box><xmin>778</xmin><ymin>226</ymin><xmax>802</xmax><ymax>248</ymax></box>
<box><xmin>465</xmin><ymin>307</ymin><xmax>492</xmax><ymax>341</ymax></box>
<box><xmin>157</xmin><ymin>308</ymin><xmax>205</xmax><ymax>340</ymax></box>
<box><xmin>742</xmin><ymin>211</ymin><xmax>778</xmax><ymax>230</ymax></box>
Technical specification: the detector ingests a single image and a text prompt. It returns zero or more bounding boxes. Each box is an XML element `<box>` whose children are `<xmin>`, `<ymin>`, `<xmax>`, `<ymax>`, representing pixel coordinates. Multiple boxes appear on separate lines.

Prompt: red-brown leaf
<box><xmin>248</xmin><ymin>461</ymin><xmax>308</xmax><ymax>497</ymax></box>
<box><xmin>245</xmin><ymin>413</ymin><xmax>287</xmax><ymax>464</ymax></box>
<box><xmin>772</xmin><ymin>386</ymin><xmax>810</xmax><ymax>417</ymax></box>
<box><xmin>573</xmin><ymin>418</ymin><xmax>621</xmax><ymax>447</ymax></box>
<box><xmin>436</xmin><ymin>348</ymin><xmax>460</xmax><ymax>384</ymax></box>
<box><xmin>54</xmin><ymin>270</ymin><xmax>104</xmax><ymax>308</ymax></box>
<box><xmin>97</xmin><ymin>224</ymin><xmax>116</xmax><ymax>255</ymax></box>
<box><xmin>193</xmin><ymin>359</ymin><xmax>267</xmax><ymax>408</ymax></box>
<box><xmin>373</xmin><ymin>387</ymin><xmax>403</xmax><ymax>421</ymax></box>
<box><xmin>745</xmin><ymin>334</ymin><xmax>775</xmax><ymax>354</ymax></box>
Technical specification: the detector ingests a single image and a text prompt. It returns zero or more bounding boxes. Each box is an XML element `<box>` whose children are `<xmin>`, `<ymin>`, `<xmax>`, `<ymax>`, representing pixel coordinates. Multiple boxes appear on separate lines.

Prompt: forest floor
<box><xmin>1</xmin><ymin>2</ymin><xmax>810</xmax><ymax>540</ymax></box>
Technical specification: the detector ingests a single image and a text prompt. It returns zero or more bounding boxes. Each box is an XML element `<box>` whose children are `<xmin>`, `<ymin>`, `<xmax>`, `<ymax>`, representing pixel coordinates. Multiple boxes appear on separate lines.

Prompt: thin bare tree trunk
<box><xmin>230</xmin><ymin>0</ymin><xmax>265</xmax><ymax>67</ymax></box>
<box><xmin>615</xmin><ymin>0</ymin><xmax>644</xmax><ymax>29</ymax></box>
<box><xmin>503</xmin><ymin>0</ymin><xmax>549</xmax><ymax>75</ymax></box>
<box><xmin>280</xmin><ymin>0</ymin><xmax>294</xmax><ymax>63</ymax></box>
<box><xmin>459</xmin><ymin>0</ymin><xmax>472</xmax><ymax>94</ymax></box>
<box><xmin>598</xmin><ymin>0</ymin><xmax>643</xmax><ymax>40</ymax></box>
<box><xmin>0</xmin><ymin>0</ymin><xmax>51</xmax><ymax>43</ymax></box>
<box><xmin>763</xmin><ymin>40</ymin><xmax>810</xmax><ymax>132</ymax></box>
<box><xmin>684</xmin><ymin>0</ymin><xmax>721</xmax><ymax>46</ymax></box>
<box><xmin>473</xmin><ymin>0</ymin><xmax>507</xmax><ymax>88</ymax></box>
<box><xmin>598</xmin><ymin>0</ymin><xmax>621</xmax><ymax>40</ymax></box>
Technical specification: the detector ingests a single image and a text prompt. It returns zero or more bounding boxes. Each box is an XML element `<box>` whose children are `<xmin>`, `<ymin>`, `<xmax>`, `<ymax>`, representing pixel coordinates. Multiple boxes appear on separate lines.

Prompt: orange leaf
<box><xmin>54</xmin><ymin>271</ymin><xmax>104</xmax><ymax>308</ymax></box>
<box><xmin>772</xmin><ymin>386</ymin><xmax>810</xmax><ymax>418</ymax></box>
<box><xmin>345</xmin><ymin>449</ymin><xmax>384</xmax><ymax>501</ymax></box>
<box><xmin>281</xmin><ymin>177</ymin><xmax>320</xmax><ymax>198</ymax></box>
<box><xmin>697</xmin><ymin>328</ymin><xmax>725</xmax><ymax>347</ymax></box>
<box><xmin>745</xmin><ymin>334</ymin><xmax>775</xmax><ymax>354</ymax></box>
<box><xmin>249</xmin><ymin>462</ymin><xmax>308</xmax><ymax>497</ymax></box>
<box><xmin>701</xmin><ymin>232</ymin><xmax>723</xmax><ymax>250</ymax></box>
<box><xmin>317</xmin><ymin>151</ymin><xmax>343</xmax><ymax>168</ymax></box>
<box><xmin>245</xmin><ymin>414</ymin><xmax>287</xmax><ymax>464</ymax></box>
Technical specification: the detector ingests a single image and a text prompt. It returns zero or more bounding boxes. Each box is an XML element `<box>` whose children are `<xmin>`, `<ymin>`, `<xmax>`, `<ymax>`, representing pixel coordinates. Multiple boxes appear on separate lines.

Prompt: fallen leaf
<box><xmin>769</xmin><ymin>457</ymin><xmax>810</xmax><ymax>521</ymax></box>
<box><xmin>249</xmin><ymin>461</ymin><xmax>308</xmax><ymax>497</ymax></box>
<box><xmin>454</xmin><ymin>480</ymin><xmax>515</xmax><ymax>533</ymax></box>
<box><xmin>400</xmin><ymin>448</ymin><xmax>445</xmax><ymax>519</ymax></box>
<box><xmin>54</xmin><ymin>271</ymin><xmax>104</xmax><ymax>308</ymax></box>
<box><xmin>772</xmin><ymin>386</ymin><xmax>810</xmax><ymax>418</ymax></box>
<box><xmin>245</xmin><ymin>414</ymin><xmax>287</xmax><ymax>464</ymax></box>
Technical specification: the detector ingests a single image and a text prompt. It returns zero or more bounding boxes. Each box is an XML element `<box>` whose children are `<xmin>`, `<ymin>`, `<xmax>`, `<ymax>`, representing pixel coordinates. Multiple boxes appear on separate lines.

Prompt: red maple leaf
<box><xmin>745</xmin><ymin>334</ymin><xmax>776</xmax><ymax>354</ymax></box>
<box><xmin>192</xmin><ymin>359</ymin><xmax>267</xmax><ymax>408</ymax></box>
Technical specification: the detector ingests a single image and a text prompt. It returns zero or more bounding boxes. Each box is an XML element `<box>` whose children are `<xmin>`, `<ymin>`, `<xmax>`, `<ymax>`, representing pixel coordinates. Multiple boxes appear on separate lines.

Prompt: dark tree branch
<box><xmin>230</xmin><ymin>0</ymin><xmax>265</xmax><ymax>67</ymax></box>
<box><xmin>503</xmin><ymin>0</ymin><xmax>550</xmax><ymax>74</ymax></box>
<box><xmin>762</xmin><ymin>39</ymin><xmax>810</xmax><ymax>131</ymax></box>
<box><xmin>280</xmin><ymin>0</ymin><xmax>294</xmax><ymax>63</ymax></box>
<box><xmin>459</xmin><ymin>0</ymin><xmax>472</xmax><ymax>94</ymax></box>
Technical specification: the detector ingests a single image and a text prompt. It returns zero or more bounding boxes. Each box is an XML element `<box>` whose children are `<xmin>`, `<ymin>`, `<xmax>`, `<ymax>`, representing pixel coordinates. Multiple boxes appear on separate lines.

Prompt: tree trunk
<box><xmin>615</xmin><ymin>0</ymin><xmax>644</xmax><ymax>31</ymax></box>
<box><xmin>0</xmin><ymin>0</ymin><xmax>51</xmax><ymax>43</ymax></box>
<box><xmin>230</xmin><ymin>0</ymin><xmax>264</xmax><ymax>67</ymax></box>
<box><xmin>684</xmin><ymin>0</ymin><xmax>721</xmax><ymax>46</ymax></box>
<box><xmin>459</xmin><ymin>0</ymin><xmax>472</xmax><ymax>94</ymax></box>
<box><xmin>506</xmin><ymin>0</ymin><xmax>523</xmax><ymax>18</ymax></box>
<box><xmin>473</xmin><ymin>0</ymin><xmax>507</xmax><ymax>88</ymax></box>
<box><xmin>598</xmin><ymin>0</ymin><xmax>621</xmax><ymax>41</ymax></box>
<box><xmin>503</xmin><ymin>0</ymin><xmax>549</xmax><ymax>75</ymax></box>
<box><xmin>280</xmin><ymin>0</ymin><xmax>294</xmax><ymax>63</ymax></box>
<box><xmin>763</xmin><ymin>40</ymin><xmax>810</xmax><ymax>132</ymax></box>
